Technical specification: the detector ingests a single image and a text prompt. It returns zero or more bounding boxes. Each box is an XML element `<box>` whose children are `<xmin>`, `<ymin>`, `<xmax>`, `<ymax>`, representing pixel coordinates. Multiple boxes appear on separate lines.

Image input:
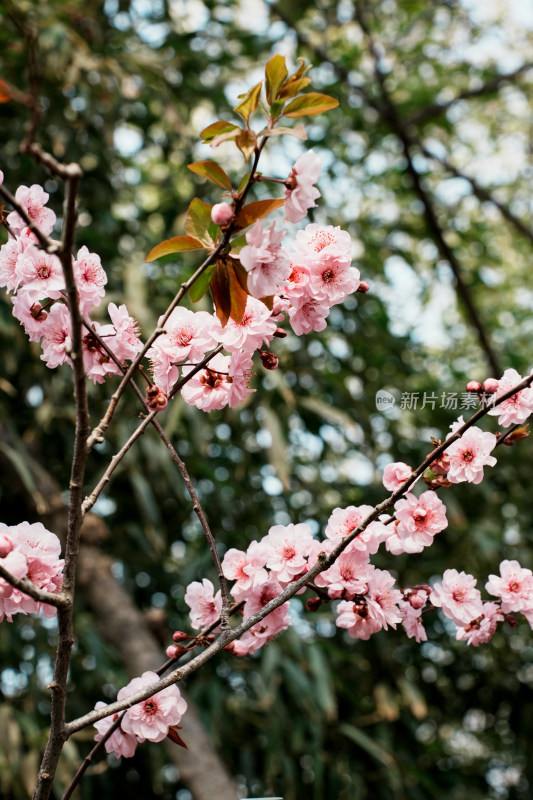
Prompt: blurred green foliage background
<box><xmin>1</xmin><ymin>0</ymin><xmax>533</xmax><ymax>798</ymax></box>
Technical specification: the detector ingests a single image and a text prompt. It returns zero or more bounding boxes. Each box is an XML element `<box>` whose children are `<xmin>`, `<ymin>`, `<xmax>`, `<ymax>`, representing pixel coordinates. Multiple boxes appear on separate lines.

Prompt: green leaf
<box><xmin>339</xmin><ymin>723</ymin><xmax>396</xmax><ymax>767</ymax></box>
<box><xmin>233</xmin><ymin>198</ymin><xmax>285</xmax><ymax>232</ymax></box>
<box><xmin>278</xmin><ymin>76</ymin><xmax>312</xmax><ymax>99</ymax></box>
<box><xmin>283</xmin><ymin>92</ymin><xmax>339</xmax><ymax>118</ymax></box>
<box><xmin>228</xmin><ymin>233</ymin><xmax>248</xmax><ymax>254</ymax></box>
<box><xmin>234</xmin><ymin>81</ymin><xmax>263</xmax><ymax>123</ymax></box>
<box><xmin>189</xmin><ymin>263</ymin><xmax>215</xmax><ymax>302</ymax></box>
<box><xmin>146</xmin><ymin>235</ymin><xmax>205</xmax><ymax>262</ymax></box>
<box><xmin>265</xmin><ymin>54</ymin><xmax>288</xmax><ymax>105</ymax></box>
<box><xmin>185</xmin><ymin>198</ymin><xmax>214</xmax><ymax>247</ymax></box>
<box><xmin>200</xmin><ymin>120</ymin><xmax>239</xmax><ymax>142</ymax></box>
<box><xmin>187</xmin><ymin>161</ymin><xmax>232</xmax><ymax>190</ymax></box>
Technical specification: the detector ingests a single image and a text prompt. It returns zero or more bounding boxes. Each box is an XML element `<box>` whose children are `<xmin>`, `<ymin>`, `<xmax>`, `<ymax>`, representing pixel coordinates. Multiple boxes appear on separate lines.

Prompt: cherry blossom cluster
<box><xmin>93</xmin><ymin>670</ymin><xmax>187</xmax><ymax>758</ymax></box>
<box><xmin>0</xmin><ymin>521</ymin><xmax>64</xmax><ymax>621</ymax></box>
<box><xmin>0</xmin><ymin>184</ymin><xmax>143</xmax><ymax>383</ymax></box>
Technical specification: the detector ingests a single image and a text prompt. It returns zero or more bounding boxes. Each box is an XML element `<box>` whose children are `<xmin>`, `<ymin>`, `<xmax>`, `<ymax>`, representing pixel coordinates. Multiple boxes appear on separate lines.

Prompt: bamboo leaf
<box><xmin>146</xmin><ymin>235</ymin><xmax>205</xmax><ymax>262</ymax></box>
<box><xmin>187</xmin><ymin>161</ymin><xmax>232</xmax><ymax>190</ymax></box>
<box><xmin>283</xmin><ymin>92</ymin><xmax>339</xmax><ymax>118</ymax></box>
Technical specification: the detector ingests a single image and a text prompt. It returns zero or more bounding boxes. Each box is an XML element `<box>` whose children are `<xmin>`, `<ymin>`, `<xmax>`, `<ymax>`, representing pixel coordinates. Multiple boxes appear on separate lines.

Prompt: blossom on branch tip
<box><xmin>382</xmin><ymin>461</ymin><xmax>413</xmax><ymax>492</ymax></box>
<box><xmin>6</xmin><ymin>184</ymin><xmax>56</xmax><ymax>236</ymax></box>
<box><xmin>284</xmin><ymin>149</ymin><xmax>321</xmax><ymax>223</ymax></box>
<box><xmin>487</xmin><ymin>368</ymin><xmax>533</xmax><ymax>427</ymax></box>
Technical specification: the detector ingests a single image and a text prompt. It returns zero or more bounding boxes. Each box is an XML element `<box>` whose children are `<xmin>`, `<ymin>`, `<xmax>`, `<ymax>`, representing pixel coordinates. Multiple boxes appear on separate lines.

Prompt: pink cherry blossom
<box><xmin>455</xmin><ymin>602</ymin><xmax>503</xmax><ymax>646</ymax></box>
<box><xmin>307</xmin><ymin>253</ymin><xmax>360</xmax><ymax>305</ymax></box>
<box><xmin>218</xmin><ymin>295</ymin><xmax>277</xmax><ymax>353</ymax></box>
<box><xmin>287</xmin><ymin>294</ymin><xmax>330</xmax><ymax>336</ymax></box>
<box><xmin>232</xmin><ymin>580</ymin><xmax>290</xmax><ymax>656</ymax></box>
<box><xmin>283</xmin><ymin>262</ymin><xmax>310</xmax><ymax>300</ymax></box>
<box><xmin>292</xmin><ymin>223</ymin><xmax>351</xmax><ymax>262</ymax></box>
<box><xmin>240</xmin><ymin>220</ymin><xmax>292</xmax><ymax>298</ymax></box>
<box><xmin>227</xmin><ymin>350</ymin><xmax>255</xmax><ymax>407</ymax></box>
<box><xmin>0</xmin><ymin>238</ymin><xmax>24</xmax><ymax>292</ymax></box>
<box><xmin>184</xmin><ymin>578</ymin><xmax>222</xmax><ymax>630</ymax></box>
<box><xmin>12</xmin><ymin>294</ymin><xmax>52</xmax><ymax>342</ymax></box>
<box><xmin>16</xmin><ymin>246</ymin><xmax>65</xmax><ymax>300</ymax></box>
<box><xmin>7</xmin><ymin>184</ymin><xmax>56</xmax><ymax>236</ymax></box>
<box><xmin>93</xmin><ymin>702</ymin><xmax>138</xmax><ymax>758</ymax></box>
<box><xmin>485</xmin><ymin>559</ymin><xmax>533</xmax><ymax>613</ymax></box>
<box><xmin>445</xmin><ymin>426</ymin><xmax>497</xmax><ymax>484</ymax></box>
<box><xmin>81</xmin><ymin>322</ymin><xmax>123</xmax><ymax>384</ymax></box>
<box><xmin>323</xmin><ymin>505</ymin><xmax>387</xmax><ymax>555</ymax></box>
<box><xmin>120</xmin><ymin>671</ymin><xmax>187</xmax><ymax>743</ymax></box>
<box><xmin>399</xmin><ymin>600</ymin><xmax>428</xmax><ymax>643</ymax></box>
<box><xmin>284</xmin><ymin>149</ymin><xmax>321</xmax><ymax>223</ymax></box>
<box><xmin>107</xmin><ymin>303</ymin><xmax>143</xmax><ymax>362</ymax></box>
<box><xmin>260</xmin><ymin>522</ymin><xmax>314</xmax><ymax>585</ymax></box>
<box><xmin>181</xmin><ymin>353</ymin><xmax>232</xmax><ymax>412</ymax></box>
<box><xmin>336</xmin><ymin>569</ymin><xmax>402</xmax><ymax>640</ymax></box>
<box><xmin>73</xmin><ymin>246</ymin><xmax>107</xmax><ymax>313</ymax></box>
<box><xmin>315</xmin><ymin>549</ymin><xmax>374</xmax><ymax>599</ymax></box>
<box><xmin>487</xmin><ymin>368</ymin><xmax>533</xmax><ymax>427</ymax></box>
<box><xmin>383</xmin><ymin>461</ymin><xmax>413</xmax><ymax>492</ymax></box>
<box><xmin>430</xmin><ymin>569</ymin><xmax>484</xmax><ymax>626</ymax></box>
<box><xmin>0</xmin><ymin>551</ymin><xmax>28</xmax><ymax>599</ymax></box>
<box><xmin>223</xmin><ymin>541</ymin><xmax>268</xmax><ymax>598</ymax></box>
<box><xmin>393</xmin><ymin>490</ymin><xmax>448</xmax><ymax>552</ymax></box>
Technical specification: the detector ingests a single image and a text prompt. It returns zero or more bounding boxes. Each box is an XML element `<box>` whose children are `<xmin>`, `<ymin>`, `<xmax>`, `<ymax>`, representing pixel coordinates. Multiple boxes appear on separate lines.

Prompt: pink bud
<box><xmin>166</xmin><ymin>645</ymin><xmax>179</xmax><ymax>659</ymax></box>
<box><xmin>0</xmin><ymin>535</ymin><xmax>13</xmax><ymax>558</ymax></box>
<box><xmin>0</xmin><ymin>170</ymin><xmax>4</xmax><ymax>186</ymax></box>
<box><xmin>211</xmin><ymin>202</ymin><xmax>234</xmax><ymax>226</ymax></box>
<box><xmin>273</xmin><ymin>326</ymin><xmax>287</xmax><ymax>338</ymax></box>
<box><xmin>466</xmin><ymin>380</ymin><xmax>482</xmax><ymax>392</ymax></box>
<box><xmin>172</xmin><ymin>630</ymin><xmax>188</xmax><ymax>642</ymax></box>
<box><xmin>356</xmin><ymin>280</ymin><xmax>370</xmax><ymax>294</ymax></box>
<box><xmin>483</xmin><ymin>378</ymin><xmax>499</xmax><ymax>394</ymax></box>
<box><xmin>409</xmin><ymin>593</ymin><xmax>425</xmax><ymax>610</ymax></box>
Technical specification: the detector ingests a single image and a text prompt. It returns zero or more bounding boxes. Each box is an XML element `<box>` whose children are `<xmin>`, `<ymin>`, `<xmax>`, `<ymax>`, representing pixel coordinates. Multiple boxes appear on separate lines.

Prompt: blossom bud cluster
<box><xmin>0</xmin><ymin>521</ymin><xmax>64</xmax><ymax>621</ymax></box>
<box><xmin>0</xmin><ymin>185</ymin><xmax>143</xmax><ymax>383</ymax></box>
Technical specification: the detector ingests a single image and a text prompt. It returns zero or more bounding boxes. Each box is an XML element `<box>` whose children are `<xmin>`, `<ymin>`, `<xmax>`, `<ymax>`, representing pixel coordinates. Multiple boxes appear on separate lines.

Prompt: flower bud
<box><xmin>146</xmin><ymin>385</ymin><xmax>168</xmax><ymax>411</ymax></box>
<box><xmin>483</xmin><ymin>378</ymin><xmax>499</xmax><ymax>394</ymax></box>
<box><xmin>166</xmin><ymin>645</ymin><xmax>179</xmax><ymax>659</ymax></box>
<box><xmin>273</xmin><ymin>327</ymin><xmax>287</xmax><ymax>338</ymax></box>
<box><xmin>31</xmin><ymin>303</ymin><xmax>48</xmax><ymax>322</ymax></box>
<box><xmin>356</xmin><ymin>280</ymin><xmax>370</xmax><ymax>294</ymax></box>
<box><xmin>306</xmin><ymin>597</ymin><xmax>322</xmax><ymax>612</ymax></box>
<box><xmin>211</xmin><ymin>202</ymin><xmax>234</xmax><ymax>226</ymax></box>
<box><xmin>466</xmin><ymin>380</ymin><xmax>482</xmax><ymax>393</ymax></box>
<box><xmin>505</xmin><ymin>613</ymin><xmax>518</xmax><ymax>628</ymax></box>
<box><xmin>172</xmin><ymin>630</ymin><xmax>189</xmax><ymax>642</ymax></box>
<box><xmin>409</xmin><ymin>592</ymin><xmax>425</xmax><ymax>610</ymax></box>
<box><xmin>0</xmin><ymin>535</ymin><xmax>14</xmax><ymax>558</ymax></box>
<box><xmin>259</xmin><ymin>350</ymin><xmax>279</xmax><ymax>370</ymax></box>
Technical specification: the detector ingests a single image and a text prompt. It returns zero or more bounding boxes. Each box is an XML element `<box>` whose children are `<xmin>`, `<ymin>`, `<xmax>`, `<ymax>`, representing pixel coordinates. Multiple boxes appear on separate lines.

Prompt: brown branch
<box><xmin>0</xmin><ymin>563</ymin><xmax>69</xmax><ymax>608</ymax></box>
<box><xmin>66</xmin><ymin>373</ymin><xmax>533</xmax><ymax>736</ymax></box>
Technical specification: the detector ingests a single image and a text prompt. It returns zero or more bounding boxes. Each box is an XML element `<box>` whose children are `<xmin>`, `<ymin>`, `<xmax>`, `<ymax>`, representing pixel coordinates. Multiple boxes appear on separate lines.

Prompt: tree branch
<box><xmin>0</xmin><ymin>563</ymin><xmax>69</xmax><ymax>608</ymax></box>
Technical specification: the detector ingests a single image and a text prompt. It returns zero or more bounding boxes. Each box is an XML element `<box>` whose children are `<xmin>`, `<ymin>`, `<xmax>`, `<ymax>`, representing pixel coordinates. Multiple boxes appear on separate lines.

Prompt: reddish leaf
<box><xmin>235</xmin><ymin>129</ymin><xmax>257</xmax><ymax>161</ymax></box>
<box><xmin>146</xmin><ymin>236</ymin><xmax>205</xmax><ymax>262</ymax></box>
<box><xmin>0</xmin><ymin>79</ymin><xmax>12</xmax><ymax>103</ymax></box>
<box><xmin>278</xmin><ymin>76</ymin><xmax>312</xmax><ymax>99</ymax></box>
<box><xmin>228</xmin><ymin>262</ymin><xmax>249</xmax><ymax>323</ymax></box>
<box><xmin>187</xmin><ymin>161</ymin><xmax>232</xmax><ymax>190</ymax></box>
<box><xmin>167</xmin><ymin>726</ymin><xmax>188</xmax><ymax>749</ymax></box>
<box><xmin>283</xmin><ymin>92</ymin><xmax>339</xmax><ymax>118</ymax></box>
<box><xmin>233</xmin><ymin>198</ymin><xmax>285</xmax><ymax>232</ymax></box>
<box><xmin>234</xmin><ymin>81</ymin><xmax>262</xmax><ymax>123</ymax></box>
<box><xmin>210</xmin><ymin>261</ymin><xmax>232</xmax><ymax>326</ymax></box>
<box><xmin>200</xmin><ymin>120</ymin><xmax>239</xmax><ymax>142</ymax></box>
<box><xmin>265</xmin><ymin>54</ymin><xmax>288</xmax><ymax>105</ymax></box>
<box><xmin>185</xmin><ymin>198</ymin><xmax>214</xmax><ymax>247</ymax></box>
